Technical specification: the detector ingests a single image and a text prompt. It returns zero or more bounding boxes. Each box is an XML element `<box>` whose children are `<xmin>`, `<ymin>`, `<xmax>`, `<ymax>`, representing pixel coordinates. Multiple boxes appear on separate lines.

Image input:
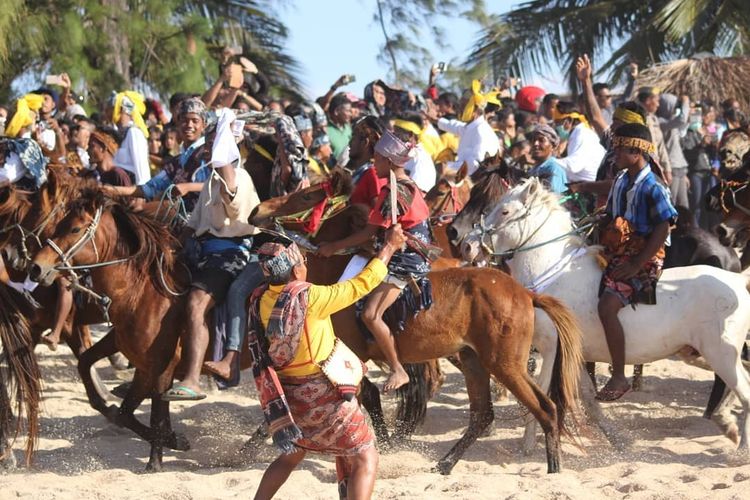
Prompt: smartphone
<box><xmin>45</xmin><ymin>74</ymin><xmax>65</xmax><ymax>86</ymax></box>
<box><xmin>231</xmin><ymin>119</ymin><xmax>246</xmax><ymax>137</ymax></box>
<box><xmin>342</xmin><ymin>74</ymin><xmax>356</xmax><ymax>85</ymax></box>
<box><xmin>228</xmin><ymin>63</ymin><xmax>244</xmax><ymax>89</ymax></box>
<box><xmin>435</xmin><ymin>62</ymin><xmax>447</xmax><ymax>73</ymax></box>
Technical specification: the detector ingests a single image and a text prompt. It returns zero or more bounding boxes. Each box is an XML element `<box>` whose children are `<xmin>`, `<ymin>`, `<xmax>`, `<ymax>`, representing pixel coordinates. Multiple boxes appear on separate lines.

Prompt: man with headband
<box><xmin>392</xmin><ymin>113</ymin><xmax>436</xmax><ymax>192</ymax></box>
<box><xmin>107</xmin><ymin>97</ymin><xmax>210</xmax><ymax>212</ymax></box>
<box><xmin>89</xmin><ymin>129</ymin><xmax>132</xmax><ymax>187</ymax></box>
<box><xmin>250</xmin><ymin>225</ymin><xmax>406</xmax><ymax>500</ymax></box>
<box><xmin>527</xmin><ymin>124</ymin><xmax>568</xmax><ymax>193</ymax></box>
<box><xmin>317</xmin><ymin>129</ymin><xmax>436</xmax><ymax>392</ymax></box>
<box><xmin>595</xmin><ymin>123</ymin><xmax>677</xmax><ymax>402</ymax></box>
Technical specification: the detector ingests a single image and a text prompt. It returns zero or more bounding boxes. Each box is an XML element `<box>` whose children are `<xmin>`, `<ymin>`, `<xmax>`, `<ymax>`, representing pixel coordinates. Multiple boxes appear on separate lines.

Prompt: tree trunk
<box><xmin>101</xmin><ymin>0</ymin><xmax>131</xmax><ymax>87</ymax></box>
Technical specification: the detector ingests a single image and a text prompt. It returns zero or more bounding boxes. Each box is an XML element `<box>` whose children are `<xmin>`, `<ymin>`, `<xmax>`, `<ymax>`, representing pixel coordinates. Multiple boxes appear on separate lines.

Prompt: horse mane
<box><xmin>71</xmin><ymin>190</ymin><xmax>181</xmax><ymax>305</ymax></box>
<box><xmin>461</xmin><ymin>165</ymin><xmax>510</xmax><ymax>219</ymax></box>
<box><xmin>327</xmin><ymin>167</ymin><xmax>354</xmax><ymax>197</ymax></box>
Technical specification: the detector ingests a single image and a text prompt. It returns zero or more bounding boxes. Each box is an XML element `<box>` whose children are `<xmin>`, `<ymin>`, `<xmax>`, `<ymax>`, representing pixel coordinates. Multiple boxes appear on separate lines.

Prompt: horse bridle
<box><xmin>719</xmin><ymin>179</ymin><xmax>750</xmax><ymax>218</ymax></box>
<box><xmin>429</xmin><ymin>178</ymin><xmax>467</xmax><ymax>225</ymax></box>
<box><xmin>0</xmin><ymin>204</ymin><xmax>63</xmax><ymax>270</ymax></box>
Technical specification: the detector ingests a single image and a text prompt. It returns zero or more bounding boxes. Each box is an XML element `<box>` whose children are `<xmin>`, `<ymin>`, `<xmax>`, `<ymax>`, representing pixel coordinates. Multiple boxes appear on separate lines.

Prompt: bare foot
<box><xmin>41</xmin><ymin>330</ymin><xmax>60</xmax><ymax>351</ymax></box>
<box><xmin>383</xmin><ymin>367</ymin><xmax>410</xmax><ymax>393</ymax></box>
<box><xmin>595</xmin><ymin>377</ymin><xmax>631</xmax><ymax>402</ymax></box>
<box><xmin>203</xmin><ymin>360</ymin><xmax>232</xmax><ymax>380</ymax></box>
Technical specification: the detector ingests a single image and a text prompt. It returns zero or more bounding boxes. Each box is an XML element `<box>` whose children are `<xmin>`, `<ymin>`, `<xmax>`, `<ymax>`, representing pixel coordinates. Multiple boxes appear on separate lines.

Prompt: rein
<box><xmin>153</xmin><ymin>184</ymin><xmax>190</xmax><ymax>229</ymax></box>
<box><xmin>720</xmin><ymin>179</ymin><xmax>750</xmax><ymax>217</ymax></box>
<box><xmin>0</xmin><ymin>204</ymin><xmax>63</xmax><ymax>269</ymax></box>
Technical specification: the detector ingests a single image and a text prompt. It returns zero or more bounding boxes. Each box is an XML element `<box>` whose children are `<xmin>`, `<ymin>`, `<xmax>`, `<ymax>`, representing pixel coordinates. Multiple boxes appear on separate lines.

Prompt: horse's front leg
<box><xmin>145</xmin><ymin>395</ymin><xmax>170</xmax><ymax>473</ymax></box>
<box><xmin>77</xmin><ymin>327</ymin><xmax>119</xmax><ymax>415</ymax></box>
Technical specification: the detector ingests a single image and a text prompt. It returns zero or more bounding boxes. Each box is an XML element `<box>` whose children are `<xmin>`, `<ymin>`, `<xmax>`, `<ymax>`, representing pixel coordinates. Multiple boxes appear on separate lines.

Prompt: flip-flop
<box><xmin>595</xmin><ymin>385</ymin><xmax>632</xmax><ymax>402</ymax></box>
<box><xmin>162</xmin><ymin>385</ymin><xmax>206</xmax><ymax>402</ymax></box>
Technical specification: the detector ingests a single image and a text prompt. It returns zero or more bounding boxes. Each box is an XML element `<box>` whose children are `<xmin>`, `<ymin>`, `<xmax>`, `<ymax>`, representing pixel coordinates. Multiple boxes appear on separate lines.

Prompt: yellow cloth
<box><xmin>113</xmin><ymin>91</ymin><xmax>149</xmax><ymax>138</ymax></box>
<box><xmin>460</xmin><ymin>80</ymin><xmax>501</xmax><ymax>122</ymax></box>
<box><xmin>420</xmin><ymin>128</ymin><xmax>445</xmax><ymax>161</ymax></box>
<box><xmin>613</xmin><ymin>107</ymin><xmax>645</xmax><ymax>125</ymax></box>
<box><xmin>261</xmin><ymin>258</ymin><xmax>388</xmax><ymax>377</ymax></box>
<box><xmin>393</xmin><ymin>119</ymin><xmax>422</xmax><ymax>137</ymax></box>
<box><xmin>5</xmin><ymin>94</ymin><xmax>44</xmax><ymax>138</ymax></box>
<box><xmin>307</xmin><ymin>156</ymin><xmax>330</xmax><ymax>177</ymax></box>
<box><xmin>552</xmin><ymin>109</ymin><xmax>590</xmax><ymax>128</ymax></box>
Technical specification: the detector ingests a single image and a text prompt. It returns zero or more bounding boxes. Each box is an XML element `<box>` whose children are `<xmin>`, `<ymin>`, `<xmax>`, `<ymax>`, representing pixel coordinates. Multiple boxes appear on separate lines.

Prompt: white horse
<box><xmin>460</xmin><ymin>177</ymin><xmax>750</xmax><ymax>454</ymax></box>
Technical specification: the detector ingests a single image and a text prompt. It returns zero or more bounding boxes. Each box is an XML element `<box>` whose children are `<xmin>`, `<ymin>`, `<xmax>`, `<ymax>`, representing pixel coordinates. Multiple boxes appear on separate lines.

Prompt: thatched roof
<box><xmin>632</xmin><ymin>56</ymin><xmax>750</xmax><ymax>110</ymax></box>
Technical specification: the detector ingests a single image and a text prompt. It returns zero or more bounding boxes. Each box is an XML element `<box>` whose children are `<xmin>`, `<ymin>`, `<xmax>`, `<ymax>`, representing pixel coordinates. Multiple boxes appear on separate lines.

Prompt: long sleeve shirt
<box><xmin>437</xmin><ymin>115</ymin><xmax>500</xmax><ymax>175</ymax></box>
<box><xmin>658</xmin><ymin>100</ymin><xmax>690</xmax><ymax>170</ymax></box>
<box><xmin>261</xmin><ymin>258</ymin><xmax>388</xmax><ymax>377</ymax></box>
<box><xmin>556</xmin><ymin>123</ymin><xmax>607</xmax><ymax>182</ymax></box>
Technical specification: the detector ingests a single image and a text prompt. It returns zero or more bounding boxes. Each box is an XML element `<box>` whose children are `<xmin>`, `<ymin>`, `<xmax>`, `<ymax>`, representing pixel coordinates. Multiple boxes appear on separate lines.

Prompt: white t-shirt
<box><xmin>437</xmin><ymin>115</ymin><xmax>500</xmax><ymax>175</ymax></box>
<box><xmin>405</xmin><ymin>144</ymin><xmax>437</xmax><ymax>192</ymax></box>
<box><xmin>113</xmin><ymin>124</ymin><xmax>151</xmax><ymax>185</ymax></box>
<box><xmin>556</xmin><ymin>123</ymin><xmax>606</xmax><ymax>182</ymax></box>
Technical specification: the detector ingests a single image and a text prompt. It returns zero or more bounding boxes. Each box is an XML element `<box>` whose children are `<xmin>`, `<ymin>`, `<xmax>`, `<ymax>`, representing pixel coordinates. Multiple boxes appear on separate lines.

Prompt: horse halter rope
<box><xmin>719</xmin><ymin>179</ymin><xmax>750</xmax><ymax>217</ymax></box>
<box><xmin>0</xmin><ymin>203</ymin><xmax>63</xmax><ymax>270</ymax></box>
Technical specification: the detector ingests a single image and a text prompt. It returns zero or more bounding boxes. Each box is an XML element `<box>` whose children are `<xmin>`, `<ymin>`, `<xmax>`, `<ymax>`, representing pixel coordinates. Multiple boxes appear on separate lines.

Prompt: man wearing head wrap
<box><xmin>163</xmin><ymin>108</ymin><xmax>262</xmax><ymax>402</ymax></box>
<box><xmin>437</xmin><ymin>80</ymin><xmax>501</xmax><ymax>175</ymax></box>
<box><xmin>595</xmin><ymin>123</ymin><xmax>677</xmax><ymax>402</ymax></box>
<box><xmin>637</xmin><ymin>86</ymin><xmax>672</xmax><ymax>184</ymax></box>
<box><xmin>308</xmin><ymin>133</ymin><xmax>332</xmax><ymax>177</ymax></box>
<box><xmin>553</xmin><ymin>101</ymin><xmax>606</xmax><ymax>183</ymax></box>
<box><xmin>527</xmin><ymin>125</ymin><xmax>568</xmax><ymax>193</ymax></box>
<box><xmin>270</xmin><ymin>114</ymin><xmax>310</xmax><ymax>197</ymax></box>
<box><xmin>107</xmin><ymin>97</ymin><xmax>210</xmax><ymax>212</ymax></box>
<box><xmin>110</xmin><ymin>90</ymin><xmax>151</xmax><ymax>185</ymax></box>
<box><xmin>89</xmin><ymin>130</ymin><xmax>132</xmax><ymax>187</ymax></box>
<box><xmin>5</xmin><ymin>94</ymin><xmax>45</xmax><ymax>139</ymax></box>
<box><xmin>318</xmin><ymin>129</ymin><xmax>436</xmax><ymax>393</ymax></box>
<box><xmin>249</xmin><ymin>225</ymin><xmax>405</xmax><ymax>499</ymax></box>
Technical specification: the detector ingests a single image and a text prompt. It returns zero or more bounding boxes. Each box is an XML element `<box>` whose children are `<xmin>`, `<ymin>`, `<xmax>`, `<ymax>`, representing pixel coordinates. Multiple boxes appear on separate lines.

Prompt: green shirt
<box><xmin>326</xmin><ymin>122</ymin><xmax>352</xmax><ymax>160</ymax></box>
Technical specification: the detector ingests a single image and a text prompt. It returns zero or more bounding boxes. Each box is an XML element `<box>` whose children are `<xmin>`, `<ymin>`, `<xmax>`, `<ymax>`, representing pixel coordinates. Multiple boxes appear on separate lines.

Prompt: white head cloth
<box><xmin>211</xmin><ymin>108</ymin><xmax>241</xmax><ymax>168</ymax></box>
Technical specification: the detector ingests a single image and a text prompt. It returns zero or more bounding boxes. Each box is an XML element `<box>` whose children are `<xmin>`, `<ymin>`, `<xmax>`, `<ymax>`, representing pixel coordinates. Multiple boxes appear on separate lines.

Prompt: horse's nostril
<box><xmin>29</xmin><ymin>264</ymin><xmax>42</xmax><ymax>282</ymax></box>
<box><xmin>446</xmin><ymin>226</ymin><xmax>458</xmax><ymax>242</ymax></box>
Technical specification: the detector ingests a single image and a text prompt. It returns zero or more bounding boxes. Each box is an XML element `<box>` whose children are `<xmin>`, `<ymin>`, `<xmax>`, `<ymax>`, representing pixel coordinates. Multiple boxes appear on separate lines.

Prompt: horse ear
<box><xmin>520</xmin><ymin>178</ymin><xmax>540</xmax><ymax>203</ymax></box>
<box><xmin>456</xmin><ymin>162</ymin><xmax>468</xmax><ymax>182</ymax></box>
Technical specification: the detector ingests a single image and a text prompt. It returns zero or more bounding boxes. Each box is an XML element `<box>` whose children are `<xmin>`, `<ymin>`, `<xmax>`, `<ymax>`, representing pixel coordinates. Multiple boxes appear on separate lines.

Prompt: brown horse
<box><xmin>423</xmin><ymin>162</ymin><xmax>471</xmax><ymax>266</ymax></box>
<box><xmin>29</xmin><ymin>192</ymin><xmax>195</xmax><ymax>471</ymax></box>
<box><xmin>251</xmin><ymin>176</ymin><xmax>585</xmax><ymax>474</ymax></box>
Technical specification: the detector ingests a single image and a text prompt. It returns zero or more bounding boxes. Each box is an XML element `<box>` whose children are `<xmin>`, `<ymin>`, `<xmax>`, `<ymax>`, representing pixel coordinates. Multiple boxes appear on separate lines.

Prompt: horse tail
<box><xmin>532</xmin><ymin>293</ymin><xmax>583</xmax><ymax>437</ymax></box>
<box><xmin>394</xmin><ymin>360</ymin><xmax>443</xmax><ymax>439</ymax></box>
<box><xmin>0</xmin><ymin>285</ymin><xmax>41</xmax><ymax>466</ymax></box>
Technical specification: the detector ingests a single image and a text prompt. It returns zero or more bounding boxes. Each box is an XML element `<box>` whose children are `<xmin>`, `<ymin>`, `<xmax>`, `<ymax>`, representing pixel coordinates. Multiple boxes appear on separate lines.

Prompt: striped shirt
<box><xmin>606</xmin><ymin>165</ymin><xmax>677</xmax><ymax>236</ymax></box>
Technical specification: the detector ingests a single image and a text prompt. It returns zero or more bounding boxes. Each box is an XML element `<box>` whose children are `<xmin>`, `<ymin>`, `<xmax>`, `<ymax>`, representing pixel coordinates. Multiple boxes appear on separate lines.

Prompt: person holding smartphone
<box><xmin>681</xmin><ymin>101</ymin><xmax>720</xmax><ymax>229</ymax></box>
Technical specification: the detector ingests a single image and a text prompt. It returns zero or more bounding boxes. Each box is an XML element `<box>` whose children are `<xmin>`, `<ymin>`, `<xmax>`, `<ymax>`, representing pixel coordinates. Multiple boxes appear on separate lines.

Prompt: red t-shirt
<box><xmin>350</xmin><ymin>166</ymin><xmax>387</xmax><ymax>207</ymax></box>
<box><xmin>368</xmin><ymin>178</ymin><xmax>430</xmax><ymax>229</ymax></box>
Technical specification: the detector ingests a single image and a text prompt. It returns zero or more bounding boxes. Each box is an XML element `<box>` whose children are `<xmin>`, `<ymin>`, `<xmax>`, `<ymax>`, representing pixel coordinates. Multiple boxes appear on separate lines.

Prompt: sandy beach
<box><xmin>2</xmin><ymin>345</ymin><xmax>750</xmax><ymax>499</ymax></box>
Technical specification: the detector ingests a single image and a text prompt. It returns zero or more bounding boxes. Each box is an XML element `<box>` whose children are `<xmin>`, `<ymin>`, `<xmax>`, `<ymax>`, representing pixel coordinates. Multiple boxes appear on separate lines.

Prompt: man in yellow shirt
<box><xmin>250</xmin><ymin>224</ymin><xmax>406</xmax><ymax>500</ymax></box>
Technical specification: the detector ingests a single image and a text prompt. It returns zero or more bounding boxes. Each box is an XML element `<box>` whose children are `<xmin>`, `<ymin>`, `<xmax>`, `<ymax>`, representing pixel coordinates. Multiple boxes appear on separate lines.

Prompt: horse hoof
<box><xmin>166</xmin><ymin>432</ymin><xmax>190</xmax><ymax>452</ymax></box>
<box><xmin>631</xmin><ymin>380</ymin><xmax>643</xmax><ymax>392</ymax></box>
<box><xmin>110</xmin><ymin>382</ymin><xmax>132</xmax><ymax>399</ymax></box>
<box><xmin>432</xmin><ymin>460</ymin><xmax>454</xmax><ymax>475</ymax></box>
<box><xmin>144</xmin><ymin>462</ymin><xmax>163</xmax><ymax>473</ymax></box>
<box><xmin>105</xmin><ymin>404</ymin><xmax>120</xmax><ymax>424</ymax></box>
<box><xmin>0</xmin><ymin>452</ymin><xmax>17</xmax><ymax>471</ymax></box>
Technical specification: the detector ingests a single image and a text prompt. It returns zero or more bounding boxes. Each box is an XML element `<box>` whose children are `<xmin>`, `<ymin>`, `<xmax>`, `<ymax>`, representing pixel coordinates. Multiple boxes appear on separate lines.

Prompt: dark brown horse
<box><xmin>251</xmin><ymin>176</ymin><xmax>585</xmax><ymax>474</ymax></box>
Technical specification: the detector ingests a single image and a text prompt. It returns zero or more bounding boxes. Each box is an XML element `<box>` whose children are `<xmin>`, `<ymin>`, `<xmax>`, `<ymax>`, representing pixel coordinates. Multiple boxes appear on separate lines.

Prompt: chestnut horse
<box><xmin>29</xmin><ymin>193</ymin><xmax>194</xmax><ymax>471</ymax></box>
<box><xmin>423</xmin><ymin>162</ymin><xmax>471</xmax><ymax>267</ymax></box>
<box><xmin>251</xmin><ymin>176</ymin><xmax>585</xmax><ymax>474</ymax></box>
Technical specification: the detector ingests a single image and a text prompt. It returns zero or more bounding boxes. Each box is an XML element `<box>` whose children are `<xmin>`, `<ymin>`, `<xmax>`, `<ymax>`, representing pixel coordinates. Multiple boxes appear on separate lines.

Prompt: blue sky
<box><xmin>281</xmin><ymin>0</ymin><xmax>568</xmax><ymax>99</ymax></box>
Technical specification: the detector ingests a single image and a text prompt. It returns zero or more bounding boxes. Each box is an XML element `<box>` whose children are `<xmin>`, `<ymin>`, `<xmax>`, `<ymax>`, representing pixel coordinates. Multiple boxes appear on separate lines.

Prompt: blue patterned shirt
<box><xmin>606</xmin><ymin>165</ymin><xmax>677</xmax><ymax>236</ymax></box>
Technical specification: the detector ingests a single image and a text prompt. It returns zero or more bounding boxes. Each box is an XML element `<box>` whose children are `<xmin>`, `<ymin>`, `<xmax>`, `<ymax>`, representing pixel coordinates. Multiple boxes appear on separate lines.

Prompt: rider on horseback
<box><xmin>318</xmin><ymin>130</ymin><xmax>434</xmax><ymax>392</ymax></box>
<box><xmin>596</xmin><ymin>123</ymin><xmax>678</xmax><ymax>401</ymax></box>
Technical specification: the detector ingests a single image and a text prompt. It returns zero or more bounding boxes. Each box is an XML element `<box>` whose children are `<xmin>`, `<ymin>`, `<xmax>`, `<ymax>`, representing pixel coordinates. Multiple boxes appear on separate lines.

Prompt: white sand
<box><xmin>3</xmin><ymin>346</ymin><xmax>750</xmax><ymax>499</ymax></box>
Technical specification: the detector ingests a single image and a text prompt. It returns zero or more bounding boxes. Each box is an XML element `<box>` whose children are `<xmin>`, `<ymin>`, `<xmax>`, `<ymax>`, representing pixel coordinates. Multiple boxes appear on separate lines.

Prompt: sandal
<box><xmin>162</xmin><ymin>385</ymin><xmax>206</xmax><ymax>402</ymax></box>
<box><xmin>595</xmin><ymin>385</ymin><xmax>632</xmax><ymax>402</ymax></box>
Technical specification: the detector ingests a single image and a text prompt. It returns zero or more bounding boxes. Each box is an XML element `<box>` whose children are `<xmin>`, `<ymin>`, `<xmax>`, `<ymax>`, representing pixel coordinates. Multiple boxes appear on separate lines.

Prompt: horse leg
<box><xmin>496</xmin><ymin>369</ymin><xmax>561</xmax><ymax>473</ymax></box>
<box><xmin>632</xmin><ymin>364</ymin><xmax>644</xmax><ymax>391</ymax></box>
<box><xmin>112</xmin><ymin>369</ymin><xmax>154</xmax><ymax>443</ymax></box>
<box><xmin>145</xmin><ymin>395</ymin><xmax>169</xmax><ymax>473</ymax></box>
<box><xmin>585</xmin><ymin>362</ymin><xmax>597</xmax><ymax>391</ymax></box>
<box><xmin>358</xmin><ymin>376</ymin><xmax>391</xmax><ymax>448</ymax></box>
<box><xmin>710</xmin><ymin>389</ymin><xmax>740</xmax><ymax>444</ymax></box>
<box><xmin>523</xmin><ymin>326</ymin><xmax>557</xmax><ymax>455</ymax></box>
<box><xmin>0</xmin><ymin>375</ymin><xmax>17</xmax><ymax>470</ymax></box>
<box><xmin>433</xmin><ymin>347</ymin><xmax>493</xmax><ymax>475</ymax></box>
<box><xmin>78</xmin><ymin>327</ymin><xmax>119</xmax><ymax>415</ymax></box>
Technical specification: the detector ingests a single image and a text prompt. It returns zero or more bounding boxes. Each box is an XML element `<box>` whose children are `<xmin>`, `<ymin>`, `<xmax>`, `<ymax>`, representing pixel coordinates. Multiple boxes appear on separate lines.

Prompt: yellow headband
<box><xmin>613</xmin><ymin>107</ymin><xmax>646</xmax><ymax>126</ymax></box>
<box><xmin>552</xmin><ymin>109</ymin><xmax>590</xmax><ymax>128</ymax></box>
<box><xmin>393</xmin><ymin>119</ymin><xmax>423</xmax><ymax>137</ymax></box>
<box><xmin>5</xmin><ymin>94</ymin><xmax>45</xmax><ymax>138</ymax></box>
<box><xmin>612</xmin><ymin>136</ymin><xmax>655</xmax><ymax>154</ymax></box>
<box><xmin>113</xmin><ymin>90</ymin><xmax>149</xmax><ymax>138</ymax></box>
<box><xmin>460</xmin><ymin>80</ymin><xmax>501</xmax><ymax>122</ymax></box>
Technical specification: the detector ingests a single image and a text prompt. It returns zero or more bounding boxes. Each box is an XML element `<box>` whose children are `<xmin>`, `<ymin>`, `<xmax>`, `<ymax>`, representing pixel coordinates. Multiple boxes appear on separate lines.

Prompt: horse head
<box><xmin>714</xmin><ymin>161</ymin><xmax>750</xmax><ymax>247</ymax></box>
<box><xmin>424</xmin><ymin>162</ymin><xmax>471</xmax><ymax>223</ymax></box>
<box><xmin>250</xmin><ymin>168</ymin><xmax>353</xmax><ymax>227</ymax></box>
<box><xmin>446</xmin><ymin>158</ymin><xmax>512</xmax><ymax>247</ymax></box>
<box><xmin>28</xmin><ymin>189</ymin><xmax>107</xmax><ymax>287</ymax></box>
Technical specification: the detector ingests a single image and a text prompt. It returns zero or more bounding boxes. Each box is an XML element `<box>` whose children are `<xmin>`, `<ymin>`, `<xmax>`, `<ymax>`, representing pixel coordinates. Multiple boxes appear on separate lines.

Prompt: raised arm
<box><xmin>576</xmin><ymin>55</ymin><xmax>608</xmax><ymax>138</ymax></box>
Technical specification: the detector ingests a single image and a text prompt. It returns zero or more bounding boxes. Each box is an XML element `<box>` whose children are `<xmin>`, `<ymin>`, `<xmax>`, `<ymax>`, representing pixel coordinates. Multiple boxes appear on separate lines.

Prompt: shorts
<box><xmin>190</xmin><ymin>268</ymin><xmax>235</xmax><ymax>303</ymax></box>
